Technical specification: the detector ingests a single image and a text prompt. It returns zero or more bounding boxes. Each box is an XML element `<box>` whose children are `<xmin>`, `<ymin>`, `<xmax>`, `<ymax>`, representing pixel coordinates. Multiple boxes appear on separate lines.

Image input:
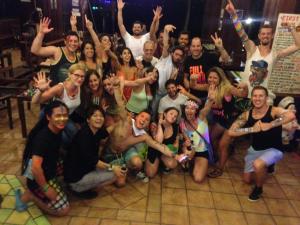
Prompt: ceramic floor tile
<box><xmin>124</xmin><ymin>197</ymin><xmax>147</xmax><ymax>211</ymax></box>
<box><xmin>161</xmin><ymin>204</ymin><xmax>188</xmax><ymax>225</ymax></box>
<box><xmin>99</xmin><ymin>219</ymin><xmax>130</xmax><ymax>225</ymax></box>
<box><xmin>147</xmin><ymin>194</ymin><xmax>161</xmax><ymax>212</ymax></box>
<box><xmin>111</xmin><ymin>185</ymin><xmax>144</xmax><ymax>207</ymax></box>
<box><xmin>117</xmin><ymin>209</ymin><xmax>146</xmax><ymax>222</ymax></box>
<box><xmin>289</xmin><ymin>200</ymin><xmax>300</xmax><ymax>216</ymax></box>
<box><xmin>264</xmin><ymin>198</ymin><xmax>297</xmax><ymax>216</ymax></box>
<box><xmin>0</xmin><ymin>209</ymin><xmax>13</xmax><ymax>223</ymax></box>
<box><xmin>1</xmin><ymin>195</ymin><xmax>15</xmax><ymax>209</ymax></box>
<box><xmin>69</xmin><ymin>216</ymin><xmax>100</xmax><ymax>225</ymax></box>
<box><xmin>212</xmin><ymin>192</ymin><xmax>241</xmax><ymax>211</ymax></box>
<box><xmin>34</xmin><ymin>216</ymin><xmax>51</xmax><ymax>225</ymax></box>
<box><xmin>85</xmin><ymin>194</ymin><xmax>121</xmax><ymax>208</ymax></box>
<box><xmin>209</xmin><ymin>178</ymin><xmax>235</xmax><ymax>193</ymax></box>
<box><xmin>216</xmin><ymin>210</ymin><xmax>247</xmax><ymax>225</ymax></box>
<box><xmin>145</xmin><ymin>212</ymin><xmax>160</xmax><ymax>223</ymax></box>
<box><xmin>87</xmin><ymin>207</ymin><xmax>118</xmax><ymax>219</ymax></box>
<box><xmin>262</xmin><ymin>183</ymin><xmax>286</xmax><ymax>199</ymax></box>
<box><xmin>185</xmin><ymin>175</ymin><xmax>210</xmax><ymax>191</ymax></box>
<box><xmin>280</xmin><ymin>184</ymin><xmax>300</xmax><ymax>200</ymax></box>
<box><xmin>238</xmin><ymin>195</ymin><xmax>269</xmax><ymax>214</ymax></box>
<box><xmin>131</xmin><ymin>222</ymin><xmax>159</xmax><ymax>225</ymax></box>
<box><xmin>275</xmin><ymin>173</ymin><xmax>300</xmax><ymax>185</ymax></box>
<box><xmin>244</xmin><ymin>213</ymin><xmax>275</xmax><ymax>225</ymax></box>
<box><xmin>148</xmin><ymin>176</ymin><xmax>161</xmax><ymax>194</ymax></box>
<box><xmin>162</xmin><ymin>188</ymin><xmax>187</xmax><ymax>205</ymax></box>
<box><xmin>68</xmin><ymin>205</ymin><xmax>90</xmax><ymax>216</ymax></box>
<box><xmin>189</xmin><ymin>206</ymin><xmax>218</xmax><ymax>225</ymax></box>
<box><xmin>131</xmin><ymin>181</ymin><xmax>149</xmax><ymax>196</ymax></box>
<box><xmin>187</xmin><ymin>190</ymin><xmax>214</xmax><ymax>208</ymax></box>
<box><xmin>6</xmin><ymin>210</ymin><xmax>30</xmax><ymax>225</ymax></box>
<box><xmin>27</xmin><ymin>206</ymin><xmax>43</xmax><ymax>219</ymax></box>
<box><xmin>232</xmin><ymin>180</ymin><xmax>252</xmax><ymax>195</ymax></box>
<box><xmin>273</xmin><ymin>216</ymin><xmax>300</xmax><ymax>225</ymax></box>
<box><xmin>46</xmin><ymin>215</ymin><xmax>71</xmax><ymax>225</ymax></box>
<box><xmin>162</xmin><ymin>173</ymin><xmax>185</xmax><ymax>188</ymax></box>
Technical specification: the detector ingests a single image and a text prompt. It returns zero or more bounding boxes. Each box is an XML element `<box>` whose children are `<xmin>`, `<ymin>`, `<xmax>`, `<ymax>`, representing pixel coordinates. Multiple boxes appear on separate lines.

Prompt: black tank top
<box><xmin>162</xmin><ymin>123</ymin><xmax>178</xmax><ymax>145</ymax></box>
<box><xmin>245</xmin><ymin>106</ymin><xmax>282</xmax><ymax>151</ymax></box>
<box><xmin>49</xmin><ymin>47</ymin><xmax>78</xmax><ymax>85</ymax></box>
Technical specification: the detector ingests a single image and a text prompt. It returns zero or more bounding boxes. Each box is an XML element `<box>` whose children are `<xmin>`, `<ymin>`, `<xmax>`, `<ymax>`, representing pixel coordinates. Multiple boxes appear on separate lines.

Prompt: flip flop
<box><xmin>208</xmin><ymin>167</ymin><xmax>223</xmax><ymax>178</ymax></box>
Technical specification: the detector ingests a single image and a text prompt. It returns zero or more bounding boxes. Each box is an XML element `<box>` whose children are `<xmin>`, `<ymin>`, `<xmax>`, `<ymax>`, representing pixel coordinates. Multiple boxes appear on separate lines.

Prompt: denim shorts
<box><xmin>244</xmin><ymin>146</ymin><xmax>283</xmax><ymax>173</ymax></box>
<box><xmin>69</xmin><ymin>169</ymin><xmax>115</xmax><ymax>192</ymax></box>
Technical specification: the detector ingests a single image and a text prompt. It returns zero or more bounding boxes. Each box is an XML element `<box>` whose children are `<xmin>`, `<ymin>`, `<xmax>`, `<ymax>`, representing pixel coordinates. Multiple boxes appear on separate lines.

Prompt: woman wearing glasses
<box><xmin>32</xmin><ymin>63</ymin><xmax>86</xmax><ymax>146</ymax></box>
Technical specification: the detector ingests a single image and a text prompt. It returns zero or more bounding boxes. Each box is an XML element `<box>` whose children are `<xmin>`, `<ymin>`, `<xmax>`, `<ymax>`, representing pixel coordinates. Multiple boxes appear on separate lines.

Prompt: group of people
<box><xmin>15</xmin><ymin>0</ymin><xmax>299</xmax><ymax>217</ymax></box>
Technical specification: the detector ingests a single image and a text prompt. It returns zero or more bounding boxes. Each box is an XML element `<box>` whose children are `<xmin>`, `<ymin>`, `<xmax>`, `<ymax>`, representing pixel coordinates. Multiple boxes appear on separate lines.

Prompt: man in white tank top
<box><xmin>117</xmin><ymin>0</ymin><xmax>161</xmax><ymax>59</ymax></box>
<box><xmin>225</xmin><ymin>0</ymin><xmax>300</xmax><ymax>100</ymax></box>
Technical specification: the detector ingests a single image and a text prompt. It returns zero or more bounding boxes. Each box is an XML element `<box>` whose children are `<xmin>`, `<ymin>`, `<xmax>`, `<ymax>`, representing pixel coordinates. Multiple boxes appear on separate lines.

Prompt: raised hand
<box><xmin>33</xmin><ymin>71</ymin><xmax>51</xmax><ymax>91</ymax></box>
<box><xmin>208</xmin><ymin>84</ymin><xmax>216</xmax><ymax>102</ymax></box>
<box><xmin>177</xmin><ymin>85</ymin><xmax>188</xmax><ymax>95</ymax></box>
<box><xmin>70</xmin><ymin>14</ymin><xmax>77</xmax><ymax>27</ymax></box>
<box><xmin>39</xmin><ymin>17</ymin><xmax>54</xmax><ymax>35</ymax></box>
<box><xmin>225</xmin><ymin>0</ymin><xmax>236</xmax><ymax>15</ymax></box>
<box><xmin>153</xmin><ymin>6</ymin><xmax>163</xmax><ymax>21</ymax></box>
<box><xmin>164</xmin><ymin>24</ymin><xmax>176</xmax><ymax>33</ymax></box>
<box><xmin>117</xmin><ymin>0</ymin><xmax>125</xmax><ymax>10</ymax></box>
<box><xmin>210</xmin><ymin>32</ymin><xmax>224</xmax><ymax>49</ymax></box>
<box><xmin>85</xmin><ymin>15</ymin><xmax>93</xmax><ymax>30</ymax></box>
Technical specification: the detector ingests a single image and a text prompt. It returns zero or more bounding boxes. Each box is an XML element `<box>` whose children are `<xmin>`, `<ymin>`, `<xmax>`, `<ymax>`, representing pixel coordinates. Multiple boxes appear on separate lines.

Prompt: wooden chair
<box><xmin>0</xmin><ymin>95</ymin><xmax>13</xmax><ymax>129</ymax></box>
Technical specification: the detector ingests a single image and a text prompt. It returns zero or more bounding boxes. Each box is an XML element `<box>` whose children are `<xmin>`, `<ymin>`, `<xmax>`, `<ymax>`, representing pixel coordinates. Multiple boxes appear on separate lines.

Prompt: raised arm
<box><xmin>149</xmin><ymin>6</ymin><xmax>163</xmax><ymax>42</ymax></box>
<box><xmin>162</xmin><ymin>24</ymin><xmax>176</xmax><ymax>58</ymax></box>
<box><xmin>225</xmin><ymin>0</ymin><xmax>256</xmax><ymax>57</ymax></box>
<box><xmin>230</xmin><ymin>82</ymin><xmax>248</xmax><ymax>98</ymax></box>
<box><xmin>117</xmin><ymin>0</ymin><xmax>127</xmax><ymax>37</ymax></box>
<box><xmin>178</xmin><ymin>85</ymin><xmax>202</xmax><ymax>105</ymax></box>
<box><xmin>189</xmin><ymin>74</ymin><xmax>209</xmax><ymax>91</ymax></box>
<box><xmin>210</xmin><ymin>32</ymin><xmax>230</xmax><ymax>63</ymax></box>
<box><xmin>199</xmin><ymin>85</ymin><xmax>216</xmax><ymax>120</ymax></box>
<box><xmin>276</xmin><ymin>25</ymin><xmax>300</xmax><ymax>59</ymax></box>
<box><xmin>70</xmin><ymin>14</ymin><xmax>78</xmax><ymax>33</ymax></box>
<box><xmin>31</xmin><ymin>72</ymin><xmax>62</xmax><ymax>104</ymax></box>
<box><xmin>31</xmin><ymin>17</ymin><xmax>59</xmax><ymax>58</ymax></box>
<box><xmin>111</xmin><ymin>76</ymin><xmax>128</xmax><ymax>120</ymax></box>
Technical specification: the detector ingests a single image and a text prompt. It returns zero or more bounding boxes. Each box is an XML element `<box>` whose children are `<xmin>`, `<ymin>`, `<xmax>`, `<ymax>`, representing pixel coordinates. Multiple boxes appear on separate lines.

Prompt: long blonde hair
<box><xmin>208</xmin><ymin>67</ymin><xmax>232</xmax><ymax>106</ymax></box>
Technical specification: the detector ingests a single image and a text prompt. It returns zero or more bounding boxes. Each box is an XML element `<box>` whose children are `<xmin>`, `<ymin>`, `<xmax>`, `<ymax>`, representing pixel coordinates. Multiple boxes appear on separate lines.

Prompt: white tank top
<box><xmin>59</xmin><ymin>83</ymin><xmax>81</xmax><ymax>114</ymax></box>
<box><xmin>241</xmin><ymin>47</ymin><xmax>276</xmax><ymax>98</ymax></box>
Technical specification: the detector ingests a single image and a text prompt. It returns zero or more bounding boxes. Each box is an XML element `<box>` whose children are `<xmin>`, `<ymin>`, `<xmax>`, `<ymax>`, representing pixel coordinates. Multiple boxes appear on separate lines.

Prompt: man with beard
<box><xmin>177</xmin><ymin>31</ymin><xmax>190</xmax><ymax>56</ymax></box>
<box><xmin>225</xmin><ymin>0</ymin><xmax>300</xmax><ymax>99</ymax></box>
<box><xmin>184</xmin><ymin>36</ymin><xmax>230</xmax><ymax>100</ymax></box>
<box><xmin>158</xmin><ymin>79</ymin><xmax>201</xmax><ymax>122</ymax></box>
<box><xmin>136</xmin><ymin>40</ymin><xmax>159</xmax><ymax>68</ymax></box>
<box><xmin>31</xmin><ymin>17</ymin><xmax>79</xmax><ymax>85</ymax></box>
<box><xmin>117</xmin><ymin>0</ymin><xmax>161</xmax><ymax>59</ymax></box>
<box><xmin>228</xmin><ymin>86</ymin><xmax>295</xmax><ymax>201</ymax></box>
<box><xmin>152</xmin><ymin>24</ymin><xmax>185</xmax><ymax>120</ymax></box>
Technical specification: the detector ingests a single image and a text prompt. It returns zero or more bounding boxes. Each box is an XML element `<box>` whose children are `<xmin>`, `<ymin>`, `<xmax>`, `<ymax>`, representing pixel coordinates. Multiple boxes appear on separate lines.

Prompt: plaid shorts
<box><xmin>28</xmin><ymin>178</ymin><xmax>69</xmax><ymax>211</ymax></box>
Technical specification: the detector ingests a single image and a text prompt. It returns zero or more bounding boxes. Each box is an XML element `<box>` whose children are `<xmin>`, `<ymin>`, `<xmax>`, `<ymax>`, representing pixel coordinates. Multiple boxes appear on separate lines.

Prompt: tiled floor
<box><xmin>1</xmin><ymin>100</ymin><xmax>300</xmax><ymax>225</ymax></box>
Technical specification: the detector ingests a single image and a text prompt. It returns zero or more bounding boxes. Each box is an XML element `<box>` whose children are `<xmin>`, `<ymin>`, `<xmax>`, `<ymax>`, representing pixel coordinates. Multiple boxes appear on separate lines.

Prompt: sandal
<box><xmin>208</xmin><ymin>167</ymin><xmax>223</xmax><ymax>178</ymax></box>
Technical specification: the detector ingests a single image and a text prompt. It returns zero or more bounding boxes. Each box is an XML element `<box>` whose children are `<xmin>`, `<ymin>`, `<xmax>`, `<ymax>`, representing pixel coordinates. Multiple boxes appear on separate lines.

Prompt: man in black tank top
<box><xmin>228</xmin><ymin>86</ymin><xmax>295</xmax><ymax>201</ymax></box>
<box><xmin>31</xmin><ymin>17</ymin><xmax>79</xmax><ymax>85</ymax></box>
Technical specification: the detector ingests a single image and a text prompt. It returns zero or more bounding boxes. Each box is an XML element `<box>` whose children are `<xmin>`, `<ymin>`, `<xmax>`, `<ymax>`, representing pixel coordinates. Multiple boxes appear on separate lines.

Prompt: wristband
<box><xmin>42</xmin><ymin>183</ymin><xmax>49</xmax><ymax>192</ymax></box>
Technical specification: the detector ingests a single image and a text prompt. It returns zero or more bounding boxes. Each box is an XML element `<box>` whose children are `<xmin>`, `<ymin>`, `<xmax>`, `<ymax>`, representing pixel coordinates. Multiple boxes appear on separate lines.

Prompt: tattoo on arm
<box><xmin>271</xmin><ymin>114</ymin><xmax>284</xmax><ymax>127</ymax></box>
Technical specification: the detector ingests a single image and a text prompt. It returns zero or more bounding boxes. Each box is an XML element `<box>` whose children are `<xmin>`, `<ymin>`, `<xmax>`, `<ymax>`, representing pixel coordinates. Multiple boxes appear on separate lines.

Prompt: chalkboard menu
<box><xmin>268</xmin><ymin>13</ymin><xmax>300</xmax><ymax>95</ymax></box>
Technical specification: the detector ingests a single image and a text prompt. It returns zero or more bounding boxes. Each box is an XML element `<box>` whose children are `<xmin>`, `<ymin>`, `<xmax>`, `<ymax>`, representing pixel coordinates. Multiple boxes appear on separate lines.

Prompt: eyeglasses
<box><xmin>72</xmin><ymin>73</ymin><xmax>85</xmax><ymax>79</ymax></box>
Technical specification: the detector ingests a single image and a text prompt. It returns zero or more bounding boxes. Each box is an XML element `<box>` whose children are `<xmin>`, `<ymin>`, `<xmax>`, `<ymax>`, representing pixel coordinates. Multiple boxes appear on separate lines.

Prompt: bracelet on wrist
<box><xmin>42</xmin><ymin>183</ymin><xmax>50</xmax><ymax>192</ymax></box>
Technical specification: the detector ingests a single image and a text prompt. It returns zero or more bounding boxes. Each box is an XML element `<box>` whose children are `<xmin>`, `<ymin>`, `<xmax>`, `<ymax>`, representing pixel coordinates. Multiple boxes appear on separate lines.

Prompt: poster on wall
<box><xmin>268</xmin><ymin>13</ymin><xmax>300</xmax><ymax>95</ymax></box>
